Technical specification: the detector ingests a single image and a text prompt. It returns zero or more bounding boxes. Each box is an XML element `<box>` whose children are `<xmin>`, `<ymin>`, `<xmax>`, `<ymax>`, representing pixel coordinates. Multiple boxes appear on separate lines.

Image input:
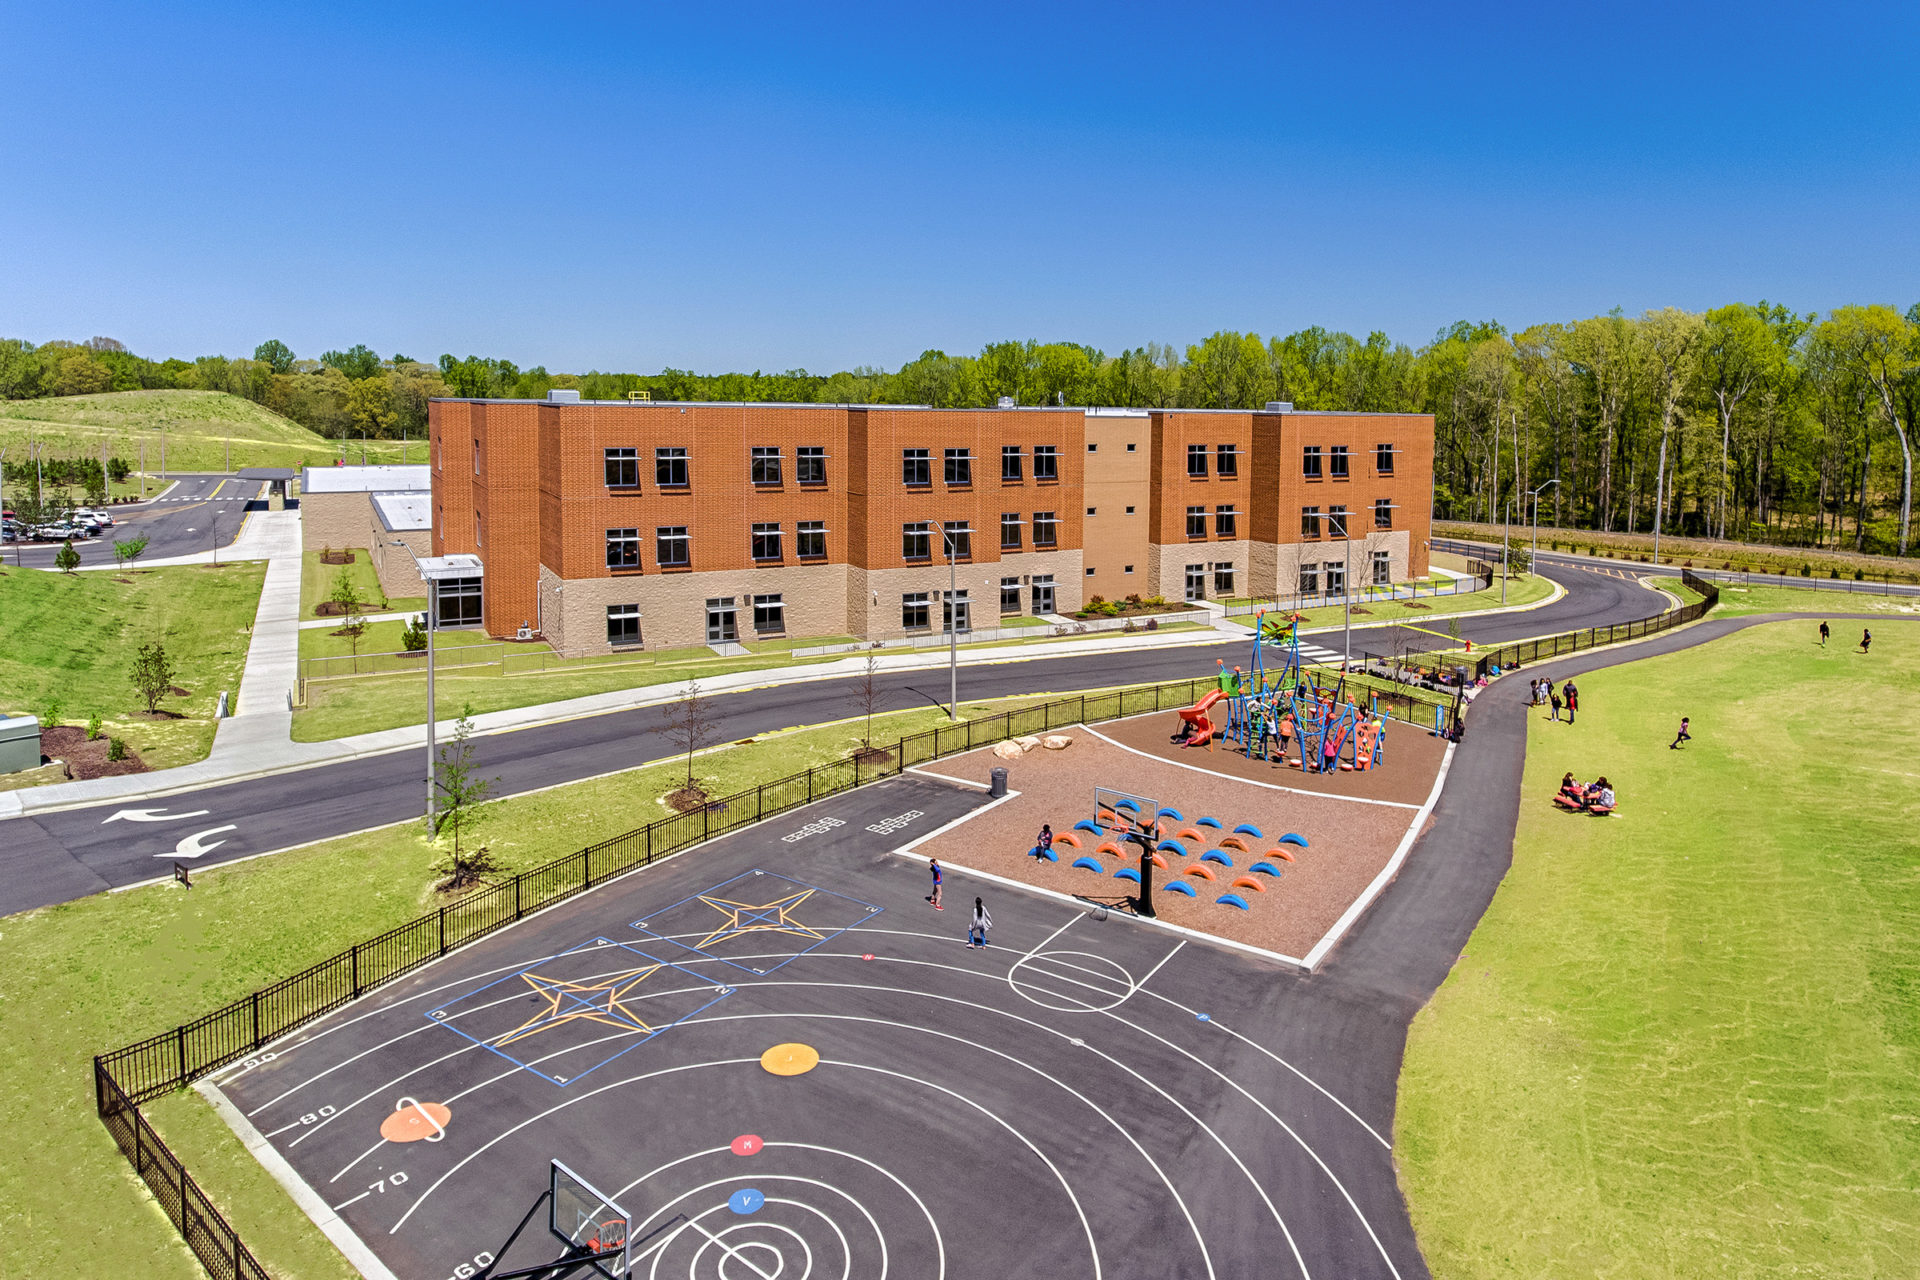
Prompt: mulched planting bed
<box><xmin>914</xmin><ymin>726</ymin><xmax>1439</xmax><ymax>960</ymax></box>
<box><xmin>38</xmin><ymin>725</ymin><xmax>149</xmax><ymax>780</ymax></box>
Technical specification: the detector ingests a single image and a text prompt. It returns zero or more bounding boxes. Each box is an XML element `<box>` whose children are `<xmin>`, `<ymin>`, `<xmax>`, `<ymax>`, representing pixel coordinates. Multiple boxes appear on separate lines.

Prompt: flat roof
<box><xmin>236</xmin><ymin>466</ymin><xmax>297</xmax><ymax>480</ymax></box>
<box><xmin>371</xmin><ymin>492</ymin><xmax>430</xmax><ymax>532</ymax></box>
<box><xmin>427</xmin><ymin>398</ymin><xmax>1429</xmax><ymax>417</ymax></box>
<box><xmin>301</xmin><ymin>465</ymin><xmax>432</xmax><ymax>494</ymax></box>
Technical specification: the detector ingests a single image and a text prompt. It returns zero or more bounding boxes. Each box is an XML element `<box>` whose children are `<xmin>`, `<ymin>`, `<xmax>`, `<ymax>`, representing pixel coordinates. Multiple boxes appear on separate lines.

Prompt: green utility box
<box><xmin>0</xmin><ymin>714</ymin><xmax>43</xmax><ymax>774</ymax></box>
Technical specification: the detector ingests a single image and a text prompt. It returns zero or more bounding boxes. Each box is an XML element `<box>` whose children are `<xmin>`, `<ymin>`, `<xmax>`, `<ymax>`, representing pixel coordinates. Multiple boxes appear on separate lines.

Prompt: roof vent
<box><xmin>1265</xmin><ymin>401</ymin><xmax>1293</xmax><ymax>412</ymax></box>
<box><xmin>996</xmin><ymin>396</ymin><xmax>1016</xmax><ymax>409</ymax></box>
<box><xmin>547</xmin><ymin>388</ymin><xmax>581</xmax><ymax>404</ymax></box>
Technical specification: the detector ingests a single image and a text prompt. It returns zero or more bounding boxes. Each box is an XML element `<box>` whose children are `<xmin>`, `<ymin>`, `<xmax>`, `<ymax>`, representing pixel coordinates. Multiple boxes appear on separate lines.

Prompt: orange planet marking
<box><xmin>760</xmin><ymin>1042</ymin><xmax>820</xmax><ymax>1076</ymax></box>
<box><xmin>380</xmin><ymin>1101</ymin><xmax>451</xmax><ymax>1143</ymax></box>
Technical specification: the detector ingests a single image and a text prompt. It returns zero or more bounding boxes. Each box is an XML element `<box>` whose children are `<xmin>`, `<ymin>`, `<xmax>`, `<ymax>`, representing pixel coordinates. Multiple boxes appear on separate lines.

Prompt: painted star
<box><xmin>494</xmin><ymin>966</ymin><xmax>661</xmax><ymax>1047</ymax></box>
<box><xmin>693</xmin><ymin>889</ymin><xmax>827</xmax><ymax>950</ymax></box>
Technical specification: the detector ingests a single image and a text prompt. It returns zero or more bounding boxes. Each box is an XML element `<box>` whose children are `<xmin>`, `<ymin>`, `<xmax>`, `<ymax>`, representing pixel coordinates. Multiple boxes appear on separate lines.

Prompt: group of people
<box><xmin>1529</xmin><ymin>676</ymin><xmax>1580</xmax><ymax>723</ymax></box>
<box><xmin>925</xmin><ymin>858</ymin><xmax>995</xmax><ymax>947</ymax></box>
<box><xmin>1817</xmin><ymin>620</ymin><xmax>1872</xmax><ymax>653</ymax></box>
<box><xmin>1556</xmin><ymin>772</ymin><xmax>1615</xmax><ymax>812</ymax></box>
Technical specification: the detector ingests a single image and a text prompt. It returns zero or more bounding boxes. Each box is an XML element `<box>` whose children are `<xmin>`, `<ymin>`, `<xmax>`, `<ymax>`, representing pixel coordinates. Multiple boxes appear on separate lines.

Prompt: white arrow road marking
<box><xmin>103</xmin><ymin>807</ymin><xmax>209</xmax><ymax>824</ymax></box>
<box><xmin>159</xmin><ymin>825</ymin><xmax>239</xmax><ymax>859</ymax></box>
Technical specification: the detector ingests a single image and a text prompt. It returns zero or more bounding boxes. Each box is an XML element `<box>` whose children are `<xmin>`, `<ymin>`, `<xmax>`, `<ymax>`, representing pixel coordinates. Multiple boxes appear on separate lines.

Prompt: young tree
<box><xmin>129</xmin><ymin>642</ymin><xmax>176</xmax><ymax>714</ymax></box>
<box><xmin>432</xmin><ymin>705</ymin><xmax>500</xmax><ymax>890</ymax></box>
<box><xmin>658</xmin><ymin>678</ymin><xmax>721</xmax><ymax>801</ymax></box>
<box><xmin>850</xmin><ymin>651</ymin><xmax>887</xmax><ymax>751</ymax></box>
<box><xmin>328</xmin><ymin>563</ymin><xmax>358</xmax><ymax>615</ymax></box>
<box><xmin>54</xmin><ymin>539</ymin><xmax>80</xmax><ymax>574</ymax></box>
<box><xmin>342</xmin><ymin>608</ymin><xmax>367</xmax><ymax>657</ymax></box>
<box><xmin>113</xmin><ymin>533</ymin><xmax>149</xmax><ymax>569</ymax></box>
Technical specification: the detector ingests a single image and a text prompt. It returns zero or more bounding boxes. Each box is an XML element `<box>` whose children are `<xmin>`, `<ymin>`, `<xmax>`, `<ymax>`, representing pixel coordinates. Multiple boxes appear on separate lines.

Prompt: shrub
<box><xmin>86</xmin><ymin>714</ymin><xmax>102</xmax><ymax>741</ymax></box>
<box><xmin>107</xmin><ymin>737</ymin><xmax>128</xmax><ymax>762</ymax></box>
<box><xmin>1088</xmin><ymin>594</ymin><xmax>1106</xmax><ymax>607</ymax></box>
<box><xmin>38</xmin><ymin>697</ymin><xmax>64</xmax><ymax>727</ymax></box>
<box><xmin>1145</xmin><ymin>618</ymin><xmax>1158</xmax><ymax>631</ymax></box>
<box><xmin>1830</xmin><ymin>567</ymin><xmax>1841</xmax><ymax>579</ymax></box>
<box><xmin>1125</xmin><ymin>593</ymin><xmax>1144</xmax><ymax>607</ymax></box>
<box><xmin>400</xmin><ymin>617</ymin><xmax>428</xmax><ymax>652</ymax></box>
<box><xmin>1854</xmin><ymin>568</ymin><xmax>1864</xmax><ymax>581</ymax></box>
<box><xmin>1800</xmin><ymin>563</ymin><xmax>1812</xmax><ymax>577</ymax></box>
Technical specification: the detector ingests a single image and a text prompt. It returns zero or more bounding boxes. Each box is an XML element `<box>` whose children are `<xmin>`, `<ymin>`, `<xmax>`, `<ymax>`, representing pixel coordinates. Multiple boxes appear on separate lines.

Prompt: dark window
<box><xmin>656</xmin><ymin>447</ymin><xmax>689</xmax><ymax>487</ymax></box>
<box><xmin>1374</xmin><ymin>498</ymin><xmax>1393</xmax><ymax>530</ymax></box>
<box><xmin>1087</xmin><ymin>442</ymin><xmax>1098</xmax><ymax>452</ymax></box>
<box><xmin>1002</xmin><ymin>445</ymin><xmax>1023</xmax><ymax>481</ymax></box>
<box><xmin>1214</xmin><ymin>562</ymin><xmax>1235</xmax><ymax>594</ymax></box>
<box><xmin>1375</xmin><ymin>442</ymin><xmax>1395</xmax><ymax>474</ymax></box>
<box><xmin>1126</xmin><ymin>442</ymin><xmax>1136</xmax><ymax>452</ymax></box>
<box><xmin>1302</xmin><ymin>445</ymin><xmax>1322</xmax><ymax>479</ymax></box>
<box><xmin>944</xmin><ymin>448</ymin><xmax>972</xmax><ymax>485</ymax></box>
<box><xmin>1216</xmin><ymin>444</ymin><xmax>1238</xmax><ymax>477</ymax></box>
<box><xmin>1033</xmin><ymin>445</ymin><xmax>1058</xmax><ymax>481</ymax></box>
<box><xmin>1301</xmin><ymin>506</ymin><xmax>1321</xmax><ymax>538</ymax></box>
<box><xmin>751</xmin><ymin>446</ymin><xmax>782</xmax><ymax>485</ymax></box>
<box><xmin>942</xmin><ymin>521</ymin><xmax>972</xmax><ymax>560</ymax></box>
<box><xmin>1085</xmin><ymin>507</ymin><xmax>1096</xmax><ymax>516</ymax></box>
<box><xmin>604</xmin><ymin>448</ymin><xmax>639</xmax><ymax>488</ymax></box>
<box><xmin>1001</xmin><ymin>512</ymin><xmax>1022</xmax><ymax>550</ymax></box>
<box><xmin>902</xmin><ymin>448</ymin><xmax>931</xmax><ymax>486</ymax></box>
<box><xmin>1186</xmin><ymin>505</ymin><xmax>1207</xmax><ymax>538</ymax></box>
<box><xmin>752</xmin><ymin>593</ymin><xmax>785</xmax><ymax>633</ymax></box>
<box><xmin>656</xmin><ymin>526</ymin><xmax>690</xmax><ymax>567</ymax></box>
<box><xmin>902</xmin><ymin>592</ymin><xmax>930</xmax><ymax>630</ymax></box>
<box><xmin>1328</xmin><ymin>505</ymin><xmax>1348</xmax><ymax>538</ymax></box>
<box><xmin>607</xmin><ymin>604</ymin><xmax>641</xmax><ymax>645</ymax></box>
<box><xmin>436</xmin><ymin>577</ymin><xmax>483</xmax><ymax>627</ymax></box>
<box><xmin>1000</xmin><ymin>577</ymin><xmax>1021</xmax><ymax>613</ymax></box>
<box><xmin>1032</xmin><ymin>512</ymin><xmax>1057</xmax><ymax>548</ymax></box>
<box><xmin>902</xmin><ymin>521</ymin><xmax>932</xmax><ymax>560</ymax></box>
<box><xmin>798</xmin><ymin>446</ymin><xmax>827</xmax><ymax>485</ymax></box>
<box><xmin>473</xmin><ymin>441</ymin><xmax>481</xmax><ymax>475</ymax></box>
<box><xmin>1215</xmin><ymin>505</ymin><xmax>1237</xmax><ymax>538</ymax></box>
<box><xmin>1330</xmin><ymin>445</ymin><xmax>1349</xmax><ymax>478</ymax></box>
<box><xmin>751</xmin><ymin>522</ymin><xmax>782</xmax><ymax>560</ymax></box>
<box><xmin>797</xmin><ymin>520</ymin><xmax>827</xmax><ymax>558</ymax></box>
<box><xmin>1299</xmin><ymin>565</ymin><xmax>1320</xmax><ymax>594</ymax></box>
<box><xmin>606</xmin><ymin>527</ymin><xmax>640</xmax><ymax>569</ymax></box>
<box><xmin>1187</xmin><ymin>444</ymin><xmax>1208</xmax><ymax>477</ymax></box>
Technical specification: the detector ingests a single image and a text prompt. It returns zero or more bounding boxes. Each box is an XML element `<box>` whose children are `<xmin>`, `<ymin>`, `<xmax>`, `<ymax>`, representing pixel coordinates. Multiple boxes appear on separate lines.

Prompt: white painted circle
<box><xmin>1006</xmin><ymin>950</ymin><xmax>1137</xmax><ymax>1013</ymax></box>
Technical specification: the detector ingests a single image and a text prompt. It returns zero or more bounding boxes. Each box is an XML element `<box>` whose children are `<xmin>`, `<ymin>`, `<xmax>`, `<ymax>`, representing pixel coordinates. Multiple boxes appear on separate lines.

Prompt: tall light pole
<box><xmin>1501</xmin><ymin>495</ymin><xmax>1512</xmax><ymax>606</ymax></box>
<box><xmin>1528</xmin><ymin>479</ymin><xmax>1561</xmax><ymax>571</ymax></box>
<box><xmin>934</xmin><ymin>520</ymin><xmax>960</xmax><ymax>719</ymax></box>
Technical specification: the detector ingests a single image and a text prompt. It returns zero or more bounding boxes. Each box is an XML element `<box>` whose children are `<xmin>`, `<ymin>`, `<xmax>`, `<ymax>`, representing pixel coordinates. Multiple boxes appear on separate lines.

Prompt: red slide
<box><xmin>1177</xmin><ymin>689</ymin><xmax>1227</xmax><ymax>747</ymax></box>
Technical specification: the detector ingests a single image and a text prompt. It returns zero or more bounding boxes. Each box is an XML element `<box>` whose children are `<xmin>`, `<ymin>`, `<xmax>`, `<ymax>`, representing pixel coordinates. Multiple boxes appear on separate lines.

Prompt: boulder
<box><xmin>991</xmin><ymin>740</ymin><xmax>1024</xmax><ymax>760</ymax></box>
<box><xmin>1042</xmin><ymin>734</ymin><xmax>1073</xmax><ymax>750</ymax></box>
<box><xmin>1014</xmin><ymin>735</ymin><xmax>1043</xmax><ymax>753</ymax></box>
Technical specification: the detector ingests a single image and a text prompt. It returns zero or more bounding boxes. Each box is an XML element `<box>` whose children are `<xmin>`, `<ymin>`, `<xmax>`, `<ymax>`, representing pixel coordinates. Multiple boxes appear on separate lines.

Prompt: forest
<box><xmin>3</xmin><ymin>301</ymin><xmax>1917</xmax><ymax>556</ymax></box>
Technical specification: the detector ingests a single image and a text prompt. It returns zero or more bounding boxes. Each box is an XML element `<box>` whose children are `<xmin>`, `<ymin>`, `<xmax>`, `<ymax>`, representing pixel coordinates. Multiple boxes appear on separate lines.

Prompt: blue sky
<box><xmin>3</xmin><ymin>1</ymin><xmax>1916</xmax><ymax>371</ymax></box>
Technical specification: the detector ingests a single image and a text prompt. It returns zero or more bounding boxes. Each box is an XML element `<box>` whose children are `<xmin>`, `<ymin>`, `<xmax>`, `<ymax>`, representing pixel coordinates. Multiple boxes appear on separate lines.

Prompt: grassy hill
<box><xmin>0</xmin><ymin>390</ymin><xmax>416</xmax><ymax>474</ymax></box>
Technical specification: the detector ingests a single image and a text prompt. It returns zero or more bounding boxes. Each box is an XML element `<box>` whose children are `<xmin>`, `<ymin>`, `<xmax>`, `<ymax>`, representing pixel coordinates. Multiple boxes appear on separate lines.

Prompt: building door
<box><xmin>1324</xmin><ymin>562</ymin><xmax>1346</xmax><ymax>598</ymax></box>
<box><xmin>705</xmin><ymin>597</ymin><xmax>737</xmax><ymax>643</ymax></box>
<box><xmin>1185</xmin><ymin>564</ymin><xmax>1206</xmax><ymax>601</ymax></box>
<box><xmin>1030</xmin><ymin>575</ymin><xmax>1054</xmax><ymax>615</ymax></box>
<box><xmin>943</xmin><ymin>591</ymin><xmax>971</xmax><ymax>634</ymax></box>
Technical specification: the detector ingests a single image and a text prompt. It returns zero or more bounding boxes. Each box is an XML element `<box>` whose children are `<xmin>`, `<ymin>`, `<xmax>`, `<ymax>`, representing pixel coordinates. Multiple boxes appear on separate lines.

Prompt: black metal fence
<box><xmin>1463</xmin><ymin>568</ymin><xmax>1720</xmax><ymax>679</ymax></box>
<box><xmin>95</xmin><ymin>667</ymin><xmax>1459</xmax><ymax>1279</ymax></box>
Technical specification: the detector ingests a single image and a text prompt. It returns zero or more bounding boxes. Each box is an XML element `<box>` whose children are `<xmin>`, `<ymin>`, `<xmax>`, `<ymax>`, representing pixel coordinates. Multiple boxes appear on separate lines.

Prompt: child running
<box><xmin>1861</xmin><ymin>628</ymin><xmax>1873</xmax><ymax>654</ymax></box>
<box><xmin>1819</xmin><ymin>620</ymin><xmax>1830</xmax><ymax>646</ymax></box>
<box><xmin>1670</xmin><ymin>716</ymin><xmax>1692</xmax><ymax>749</ymax></box>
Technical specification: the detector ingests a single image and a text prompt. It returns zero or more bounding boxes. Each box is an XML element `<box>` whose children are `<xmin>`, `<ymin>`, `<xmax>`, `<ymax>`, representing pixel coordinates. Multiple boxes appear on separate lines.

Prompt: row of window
<box><xmin>600</xmin><ymin>445</ymin><xmax>1067</xmax><ymax>490</ymax></box>
<box><xmin>1299</xmin><ymin>500</ymin><xmax>1395</xmax><ymax>537</ymax></box>
<box><xmin>607</xmin><ymin>522</ymin><xmax>828</xmax><ymax>569</ymax></box>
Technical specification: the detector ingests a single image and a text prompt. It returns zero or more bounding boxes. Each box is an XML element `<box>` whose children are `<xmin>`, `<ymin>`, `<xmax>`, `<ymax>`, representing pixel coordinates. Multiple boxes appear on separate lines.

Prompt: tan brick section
<box><xmin>430</xmin><ymin>400</ymin><xmax>1433</xmax><ymax>656</ymax></box>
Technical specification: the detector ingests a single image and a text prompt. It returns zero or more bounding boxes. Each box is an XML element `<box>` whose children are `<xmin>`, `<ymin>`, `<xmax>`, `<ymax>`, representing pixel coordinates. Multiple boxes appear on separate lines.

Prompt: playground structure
<box><xmin>1048</xmin><ymin>786</ymin><xmax>1310</xmax><ymax>915</ymax></box>
<box><xmin>1173</xmin><ymin>612</ymin><xmax>1390</xmax><ymax>774</ymax></box>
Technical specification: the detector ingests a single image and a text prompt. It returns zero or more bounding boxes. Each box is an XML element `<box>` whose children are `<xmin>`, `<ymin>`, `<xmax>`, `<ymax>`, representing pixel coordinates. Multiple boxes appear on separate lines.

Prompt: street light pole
<box><xmin>424</xmin><ymin>580</ymin><xmax>437</xmax><ymax>833</ymax></box>
<box><xmin>936</xmin><ymin>521</ymin><xmax>959</xmax><ymax>720</ymax></box>
<box><xmin>1528</xmin><ymin>479</ymin><xmax>1561</xmax><ymax>572</ymax></box>
<box><xmin>1341</xmin><ymin>513</ymin><xmax>1352</xmax><ymax>670</ymax></box>
<box><xmin>1501</xmin><ymin>496</ymin><xmax>1512</xmax><ymax>606</ymax></box>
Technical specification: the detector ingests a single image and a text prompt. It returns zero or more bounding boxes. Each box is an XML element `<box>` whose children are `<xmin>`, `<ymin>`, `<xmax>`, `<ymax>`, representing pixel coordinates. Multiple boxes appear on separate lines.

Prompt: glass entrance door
<box><xmin>1185</xmin><ymin>564</ymin><xmax>1205</xmax><ymax>601</ymax></box>
<box><xmin>705</xmin><ymin>597</ymin><xmax>737</xmax><ymax>643</ymax></box>
<box><xmin>1030</xmin><ymin>575</ymin><xmax>1054</xmax><ymax>615</ymax></box>
<box><xmin>943</xmin><ymin>591</ymin><xmax>971</xmax><ymax>634</ymax></box>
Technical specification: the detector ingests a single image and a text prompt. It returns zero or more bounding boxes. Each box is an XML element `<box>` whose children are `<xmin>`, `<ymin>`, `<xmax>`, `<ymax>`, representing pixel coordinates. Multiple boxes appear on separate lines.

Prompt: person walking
<box><xmin>926</xmin><ymin>858</ymin><xmax>944</xmax><ymax>910</ymax></box>
<box><xmin>1819</xmin><ymin>620</ymin><xmax>1830</xmax><ymax>646</ymax></box>
<box><xmin>1548</xmin><ymin>681</ymin><xmax>1562</xmax><ymax>722</ymax></box>
<box><xmin>1670</xmin><ymin>716</ymin><xmax>1692</xmax><ymax>749</ymax></box>
<box><xmin>966</xmin><ymin>896</ymin><xmax>993</xmax><ymax>948</ymax></box>
<box><xmin>1861</xmin><ymin>628</ymin><xmax>1873</xmax><ymax>654</ymax></box>
<box><xmin>1034</xmin><ymin>823</ymin><xmax>1053</xmax><ymax>860</ymax></box>
<box><xmin>1564</xmin><ymin>680</ymin><xmax>1579</xmax><ymax>725</ymax></box>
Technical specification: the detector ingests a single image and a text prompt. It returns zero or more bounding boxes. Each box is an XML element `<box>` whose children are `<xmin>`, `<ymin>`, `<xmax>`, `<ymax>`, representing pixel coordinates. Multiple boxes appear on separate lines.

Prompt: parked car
<box><xmin>35</xmin><ymin>523</ymin><xmax>85</xmax><ymax>541</ymax></box>
<box><xmin>76</xmin><ymin>508</ymin><xmax>114</xmax><ymax>527</ymax></box>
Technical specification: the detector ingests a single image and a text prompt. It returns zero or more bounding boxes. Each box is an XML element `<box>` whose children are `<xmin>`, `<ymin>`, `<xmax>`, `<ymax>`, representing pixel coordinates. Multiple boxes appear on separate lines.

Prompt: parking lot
<box><xmin>3</xmin><ymin>473</ymin><xmax>257</xmax><ymax>567</ymax></box>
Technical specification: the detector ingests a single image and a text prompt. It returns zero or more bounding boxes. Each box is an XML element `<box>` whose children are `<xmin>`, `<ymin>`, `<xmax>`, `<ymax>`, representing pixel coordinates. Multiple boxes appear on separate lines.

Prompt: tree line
<box><xmin>4</xmin><ymin>302</ymin><xmax>1917</xmax><ymax>555</ymax></box>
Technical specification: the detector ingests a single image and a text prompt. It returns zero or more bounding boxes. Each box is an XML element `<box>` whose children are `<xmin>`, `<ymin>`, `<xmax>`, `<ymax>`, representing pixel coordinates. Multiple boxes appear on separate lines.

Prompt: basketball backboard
<box><xmin>1092</xmin><ymin>787</ymin><xmax>1160</xmax><ymax>840</ymax></box>
<box><xmin>549</xmin><ymin>1160</ymin><xmax>630</xmax><ymax>1278</ymax></box>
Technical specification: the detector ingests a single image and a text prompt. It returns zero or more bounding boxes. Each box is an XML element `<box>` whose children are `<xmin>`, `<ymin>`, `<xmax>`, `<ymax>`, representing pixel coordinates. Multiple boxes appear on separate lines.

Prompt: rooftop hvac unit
<box><xmin>1265</xmin><ymin>400</ymin><xmax>1294</xmax><ymax>412</ymax></box>
<box><xmin>547</xmin><ymin>389</ymin><xmax>581</xmax><ymax>403</ymax></box>
<box><xmin>996</xmin><ymin>396</ymin><xmax>1016</xmax><ymax>409</ymax></box>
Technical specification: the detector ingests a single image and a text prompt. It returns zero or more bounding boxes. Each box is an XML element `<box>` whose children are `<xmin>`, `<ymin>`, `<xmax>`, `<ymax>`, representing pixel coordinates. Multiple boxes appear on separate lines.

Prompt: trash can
<box><xmin>988</xmin><ymin>767</ymin><xmax>1008</xmax><ymax>798</ymax></box>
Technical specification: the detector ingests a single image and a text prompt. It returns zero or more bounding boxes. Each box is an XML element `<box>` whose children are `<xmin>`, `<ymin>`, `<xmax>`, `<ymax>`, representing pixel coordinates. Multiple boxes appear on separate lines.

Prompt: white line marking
<box><xmin>330</xmin><ymin>1190</ymin><xmax>371</xmax><ymax>1212</ymax></box>
<box><xmin>1020</xmin><ymin>912</ymin><xmax>1081</xmax><ymax>959</ymax></box>
<box><xmin>621</xmin><ymin>1161</ymin><xmax>889</xmax><ymax>1279</ymax></box>
<box><xmin>1137</xmin><ymin>939</ymin><xmax>1186</xmax><ymax>990</ymax></box>
<box><xmin>684</xmin><ymin>1215</ymin><xmax>776</xmax><ymax>1280</ymax></box>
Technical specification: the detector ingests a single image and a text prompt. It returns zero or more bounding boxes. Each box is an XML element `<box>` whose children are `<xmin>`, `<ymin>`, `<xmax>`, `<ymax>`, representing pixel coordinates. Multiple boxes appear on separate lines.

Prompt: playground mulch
<box><xmin>914</xmin><ymin>729</ymin><xmax>1431</xmax><ymax>961</ymax></box>
<box><xmin>1098</xmin><ymin>709</ymin><xmax>1449</xmax><ymax>806</ymax></box>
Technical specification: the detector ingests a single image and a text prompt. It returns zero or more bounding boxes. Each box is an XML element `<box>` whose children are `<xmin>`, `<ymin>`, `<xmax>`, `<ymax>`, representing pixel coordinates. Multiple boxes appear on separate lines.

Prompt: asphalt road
<box><xmin>5</xmin><ymin>473</ymin><xmax>256</xmax><ymax>568</ymax></box>
<box><xmin>1</xmin><ymin>560</ymin><xmax>1664</xmax><ymax>915</ymax></box>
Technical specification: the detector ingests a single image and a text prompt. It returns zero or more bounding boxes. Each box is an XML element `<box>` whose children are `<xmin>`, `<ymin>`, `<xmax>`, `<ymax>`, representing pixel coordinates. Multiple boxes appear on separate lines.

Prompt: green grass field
<box><xmin>0</xmin><ymin>561</ymin><xmax>265</xmax><ymax>771</ymax></box>
<box><xmin>1397</xmin><ymin>619</ymin><xmax>1920</xmax><ymax>1279</ymax></box>
<box><xmin>0</xmin><ymin>693</ymin><xmax>1053</xmax><ymax>1280</ymax></box>
<box><xmin>0</xmin><ymin>389</ymin><xmax>413</xmax><ymax>475</ymax></box>
<box><xmin>1710</xmin><ymin>583</ymin><xmax>1920</xmax><ymax>619</ymax></box>
<box><xmin>297</xmin><ymin>547</ymin><xmax>425</xmax><ymax>619</ymax></box>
